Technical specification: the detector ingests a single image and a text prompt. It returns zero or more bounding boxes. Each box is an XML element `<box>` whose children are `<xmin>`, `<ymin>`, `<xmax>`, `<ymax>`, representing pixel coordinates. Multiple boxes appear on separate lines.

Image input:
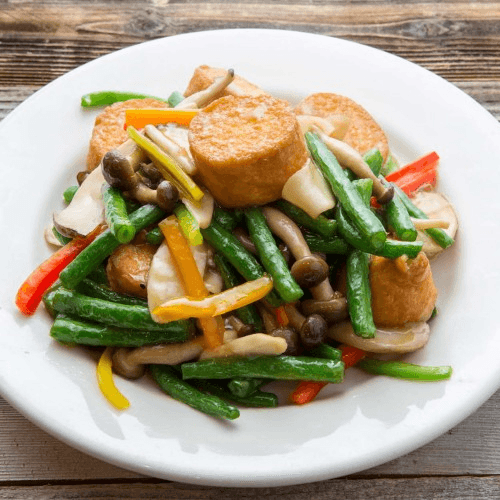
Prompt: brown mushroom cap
<box><xmin>291</xmin><ymin>255</ymin><xmax>329</xmax><ymax>289</ymax></box>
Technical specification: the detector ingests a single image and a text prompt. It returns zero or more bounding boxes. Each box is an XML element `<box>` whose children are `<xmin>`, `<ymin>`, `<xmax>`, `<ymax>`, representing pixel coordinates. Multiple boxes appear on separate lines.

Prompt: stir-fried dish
<box><xmin>16</xmin><ymin>66</ymin><xmax>458</xmax><ymax>419</ymax></box>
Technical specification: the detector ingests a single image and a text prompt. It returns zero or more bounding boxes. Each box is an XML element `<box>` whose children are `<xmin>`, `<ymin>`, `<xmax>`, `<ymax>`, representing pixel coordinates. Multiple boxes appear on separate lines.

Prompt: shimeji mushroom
<box><xmin>283</xmin><ymin>303</ymin><xmax>327</xmax><ymax>350</ymax></box>
<box><xmin>261</xmin><ymin>206</ymin><xmax>329</xmax><ymax>288</ymax></box>
<box><xmin>257</xmin><ymin>303</ymin><xmax>302</xmax><ymax>355</ymax></box>
<box><xmin>312</xmin><ymin>128</ymin><xmax>394</xmax><ymax>205</ymax></box>
<box><xmin>102</xmin><ymin>146</ymin><xmax>179</xmax><ymax>212</ymax></box>
<box><xmin>175</xmin><ymin>68</ymin><xmax>235</xmax><ymax>109</ymax></box>
<box><xmin>112</xmin><ymin>340</ymin><xmax>204</xmax><ymax>379</ymax></box>
<box><xmin>301</xmin><ymin>279</ymin><xmax>349</xmax><ymax>324</ymax></box>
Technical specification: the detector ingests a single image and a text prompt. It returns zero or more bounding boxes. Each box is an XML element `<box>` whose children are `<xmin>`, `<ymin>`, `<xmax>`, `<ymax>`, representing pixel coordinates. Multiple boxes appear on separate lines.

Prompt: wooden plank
<box><xmin>1</xmin><ymin>3</ymin><xmax>500</xmax><ymax>84</ymax></box>
<box><xmin>1</xmin><ymin>388</ymin><xmax>500</xmax><ymax>481</ymax></box>
<box><xmin>0</xmin><ymin>476</ymin><xmax>499</xmax><ymax>499</ymax></box>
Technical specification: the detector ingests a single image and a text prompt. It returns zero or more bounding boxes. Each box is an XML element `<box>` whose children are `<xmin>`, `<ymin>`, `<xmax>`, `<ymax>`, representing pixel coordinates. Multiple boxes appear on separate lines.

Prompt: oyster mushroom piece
<box><xmin>327</xmin><ymin>321</ymin><xmax>430</xmax><ymax>354</ymax></box>
<box><xmin>53</xmin><ymin>166</ymin><xmax>106</xmax><ymax>238</ymax></box>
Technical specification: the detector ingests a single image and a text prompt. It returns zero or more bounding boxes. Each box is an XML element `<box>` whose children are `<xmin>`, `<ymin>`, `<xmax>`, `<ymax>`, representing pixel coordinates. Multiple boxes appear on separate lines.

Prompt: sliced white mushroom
<box><xmin>44</xmin><ymin>225</ymin><xmax>62</xmax><ymax>247</ymax></box>
<box><xmin>199</xmin><ymin>333</ymin><xmax>287</xmax><ymax>360</ymax></box>
<box><xmin>147</xmin><ymin>240</ymin><xmax>209</xmax><ymax>321</ymax></box>
<box><xmin>411</xmin><ymin>191</ymin><xmax>458</xmax><ymax>259</ymax></box>
<box><xmin>327</xmin><ymin>321</ymin><xmax>430</xmax><ymax>353</ymax></box>
<box><xmin>53</xmin><ymin>167</ymin><xmax>105</xmax><ymax>238</ymax></box>
<box><xmin>296</xmin><ymin>114</ymin><xmax>349</xmax><ymax>140</ymax></box>
<box><xmin>281</xmin><ymin>159</ymin><xmax>335</xmax><ymax>218</ymax></box>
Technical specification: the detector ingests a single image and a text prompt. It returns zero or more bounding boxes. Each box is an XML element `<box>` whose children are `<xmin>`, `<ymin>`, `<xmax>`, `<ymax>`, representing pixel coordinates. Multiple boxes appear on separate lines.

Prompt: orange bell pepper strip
<box><xmin>15</xmin><ymin>225</ymin><xmax>104</xmax><ymax>316</ymax></box>
<box><xmin>290</xmin><ymin>344</ymin><xmax>366</xmax><ymax>405</ymax></box>
<box><xmin>159</xmin><ymin>216</ymin><xmax>223</xmax><ymax>349</ymax></box>
<box><xmin>152</xmin><ymin>275</ymin><xmax>273</xmax><ymax>321</ymax></box>
<box><xmin>124</xmin><ymin>108</ymin><xmax>199</xmax><ymax>129</ymax></box>
<box><xmin>96</xmin><ymin>347</ymin><xmax>130</xmax><ymax>410</ymax></box>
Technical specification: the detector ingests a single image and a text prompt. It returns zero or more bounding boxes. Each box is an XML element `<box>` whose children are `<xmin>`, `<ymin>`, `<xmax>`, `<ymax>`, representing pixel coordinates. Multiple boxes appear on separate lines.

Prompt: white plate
<box><xmin>1</xmin><ymin>29</ymin><xmax>500</xmax><ymax>487</ymax></box>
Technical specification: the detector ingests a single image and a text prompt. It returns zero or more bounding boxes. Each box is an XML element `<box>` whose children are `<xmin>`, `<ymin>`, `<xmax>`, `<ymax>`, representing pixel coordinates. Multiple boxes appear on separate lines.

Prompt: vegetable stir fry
<box><xmin>16</xmin><ymin>66</ymin><xmax>457</xmax><ymax>419</ymax></box>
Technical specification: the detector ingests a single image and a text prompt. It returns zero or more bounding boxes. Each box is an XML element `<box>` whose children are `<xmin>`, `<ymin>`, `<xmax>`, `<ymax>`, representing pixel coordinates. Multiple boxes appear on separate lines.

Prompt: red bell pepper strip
<box><xmin>15</xmin><ymin>226</ymin><xmax>103</xmax><ymax>316</ymax></box>
<box><xmin>290</xmin><ymin>345</ymin><xmax>366</xmax><ymax>405</ymax></box>
<box><xmin>385</xmin><ymin>151</ymin><xmax>439</xmax><ymax>196</ymax></box>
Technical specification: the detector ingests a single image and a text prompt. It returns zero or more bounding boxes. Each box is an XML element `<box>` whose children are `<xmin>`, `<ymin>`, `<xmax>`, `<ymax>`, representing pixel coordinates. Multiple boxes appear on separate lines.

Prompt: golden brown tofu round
<box><xmin>295</xmin><ymin>93</ymin><xmax>389</xmax><ymax>162</ymax></box>
<box><xmin>188</xmin><ymin>94</ymin><xmax>308</xmax><ymax>207</ymax></box>
<box><xmin>106</xmin><ymin>243</ymin><xmax>158</xmax><ymax>298</ymax></box>
<box><xmin>369</xmin><ymin>252</ymin><xmax>437</xmax><ymax>328</ymax></box>
<box><xmin>86</xmin><ymin>98</ymin><xmax>168</xmax><ymax>171</ymax></box>
<box><xmin>184</xmin><ymin>65</ymin><xmax>267</xmax><ymax>99</ymax></box>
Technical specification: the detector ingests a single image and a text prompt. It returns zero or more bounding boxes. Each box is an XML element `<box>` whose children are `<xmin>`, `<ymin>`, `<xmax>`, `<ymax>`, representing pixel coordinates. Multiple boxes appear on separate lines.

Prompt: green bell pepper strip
<box><xmin>150</xmin><ymin>365</ymin><xmax>240</xmax><ymax>420</ymax></box>
<box><xmin>50</xmin><ymin>314</ymin><xmax>190</xmax><ymax>346</ymax></box>
<box><xmin>244</xmin><ymin>207</ymin><xmax>303</xmax><ymax>303</ymax></box>
<box><xmin>63</xmin><ymin>185</ymin><xmax>78</xmax><ymax>204</ymax></box>
<box><xmin>306</xmin><ymin>132</ymin><xmax>387</xmax><ymax>250</ymax></box>
<box><xmin>357</xmin><ymin>358</ymin><xmax>452</xmax><ymax>381</ymax></box>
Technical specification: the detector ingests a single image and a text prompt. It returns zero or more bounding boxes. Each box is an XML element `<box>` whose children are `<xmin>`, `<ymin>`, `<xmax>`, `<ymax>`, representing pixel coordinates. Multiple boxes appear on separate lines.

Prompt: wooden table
<box><xmin>2</xmin><ymin>1</ymin><xmax>500</xmax><ymax>498</ymax></box>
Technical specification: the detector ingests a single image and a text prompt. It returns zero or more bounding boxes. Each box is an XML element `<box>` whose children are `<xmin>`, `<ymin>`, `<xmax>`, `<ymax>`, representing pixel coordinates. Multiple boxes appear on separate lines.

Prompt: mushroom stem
<box><xmin>313</xmin><ymin>128</ymin><xmax>394</xmax><ymax>204</ymax></box>
<box><xmin>177</xmin><ymin>69</ymin><xmax>235</xmax><ymax>109</ymax></box>
<box><xmin>233</xmin><ymin>227</ymin><xmax>258</xmax><ymax>254</ymax></box>
<box><xmin>283</xmin><ymin>303</ymin><xmax>306</xmax><ymax>330</ymax></box>
<box><xmin>227</xmin><ymin>315</ymin><xmax>254</xmax><ymax>336</ymax></box>
<box><xmin>144</xmin><ymin>124</ymin><xmax>196</xmax><ymax>176</ymax></box>
<box><xmin>112</xmin><ymin>340</ymin><xmax>204</xmax><ymax>379</ymax></box>
<box><xmin>410</xmin><ymin>217</ymin><xmax>450</xmax><ymax>230</ymax></box>
<box><xmin>261</xmin><ymin>206</ymin><xmax>329</xmax><ymax>288</ymax></box>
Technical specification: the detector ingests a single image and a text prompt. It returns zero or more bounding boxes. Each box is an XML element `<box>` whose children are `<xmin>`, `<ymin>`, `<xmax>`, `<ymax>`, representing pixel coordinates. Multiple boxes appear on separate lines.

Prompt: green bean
<box><xmin>213</xmin><ymin>254</ymin><xmax>263</xmax><ymax>332</ymax></box>
<box><xmin>51</xmin><ymin>314</ymin><xmax>190</xmax><ymax>346</ymax></box>
<box><xmin>273</xmin><ymin>200</ymin><xmax>337</xmax><ymax>238</ymax></box>
<box><xmin>60</xmin><ymin>204</ymin><xmax>165</xmax><ymax>289</ymax></box>
<box><xmin>380</xmin><ymin>152</ymin><xmax>400</xmax><ymax>177</ymax></box>
<box><xmin>63</xmin><ymin>185</ymin><xmax>78</xmax><ymax>204</ymax></box>
<box><xmin>102</xmin><ymin>185</ymin><xmax>136</xmax><ymax>244</ymax></box>
<box><xmin>308</xmin><ymin>343</ymin><xmax>342</xmax><ymax>362</ymax></box>
<box><xmin>357</xmin><ymin>358</ymin><xmax>453</xmax><ymax>381</ymax></box>
<box><xmin>51</xmin><ymin>287</ymin><xmax>191</xmax><ymax>333</ymax></box>
<box><xmin>385</xmin><ymin>188</ymin><xmax>418</xmax><ymax>242</ymax></box>
<box><xmin>87</xmin><ymin>264</ymin><xmax>109</xmax><ymax>285</ymax></box>
<box><xmin>303</xmin><ymin>232</ymin><xmax>351</xmax><ymax>255</ymax></box>
<box><xmin>167</xmin><ymin>90</ymin><xmax>184</xmax><ymax>107</ymax></box>
<box><xmin>42</xmin><ymin>282</ymin><xmax>62</xmax><ymax>318</ymax></box>
<box><xmin>336</xmin><ymin>206</ymin><xmax>423</xmax><ymax>259</ymax></box>
<box><xmin>363</xmin><ymin>148</ymin><xmax>384</xmax><ymax>177</ymax></box>
<box><xmin>306</xmin><ymin>132</ymin><xmax>386</xmax><ymax>249</ymax></box>
<box><xmin>212</xmin><ymin>206</ymin><xmax>242</xmax><ymax>231</ymax></box>
<box><xmin>393</xmin><ymin>184</ymin><xmax>454</xmax><ymax>249</ymax></box>
<box><xmin>352</xmin><ymin>178</ymin><xmax>373</xmax><ymax>205</ymax></box>
<box><xmin>227</xmin><ymin>378</ymin><xmax>270</xmax><ymax>398</ymax></box>
<box><xmin>145</xmin><ymin>226</ymin><xmax>163</xmax><ymax>245</ymax></box>
<box><xmin>346</xmin><ymin>249</ymin><xmax>376</xmax><ymax>338</ymax></box>
<box><xmin>80</xmin><ymin>91</ymin><xmax>169</xmax><ymax>108</ymax></box>
<box><xmin>75</xmin><ymin>279</ymin><xmax>147</xmax><ymax>307</ymax></box>
<box><xmin>192</xmin><ymin>379</ymin><xmax>278</xmax><ymax>408</ymax></box>
<box><xmin>182</xmin><ymin>356</ymin><xmax>344</xmax><ymax>383</ymax></box>
<box><xmin>201</xmin><ymin>221</ymin><xmax>281</xmax><ymax>306</ymax></box>
<box><xmin>150</xmin><ymin>365</ymin><xmax>240</xmax><ymax>420</ymax></box>
<box><xmin>245</xmin><ymin>207</ymin><xmax>303</xmax><ymax>303</ymax></box>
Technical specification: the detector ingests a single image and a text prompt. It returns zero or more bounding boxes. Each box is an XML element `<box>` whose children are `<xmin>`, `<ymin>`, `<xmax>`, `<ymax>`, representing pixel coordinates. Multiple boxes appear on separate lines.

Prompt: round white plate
<box><xmin>1</xmin><ymin>29</ymin><xmax>500</xmax><ymax>487</ymax></box>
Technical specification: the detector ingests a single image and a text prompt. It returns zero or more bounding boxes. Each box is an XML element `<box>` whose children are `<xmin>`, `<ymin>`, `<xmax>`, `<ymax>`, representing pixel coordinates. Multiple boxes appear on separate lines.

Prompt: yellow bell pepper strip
<box><xmin>124</xmin><ymin>108</ymin><xmax>199</xmax><ymax>129</ymax></box>
<box><xmin>127</xmin><ymin>126</ymin><xmax>204</xmax><ymax>203</ymax></box>
<box><xmin>153</xmin><ymin>275</ymin><xmax>274</xmax><ymax>321</ymax></box>
<box><xmin>159</xmin><ymin>216</ymin><xmax>223</xmax><ymax>348</ymax></box>
<box><xmin>96</xmin><ymin>347</ymin><xmax>130</xmax><ymax>410</ymax></box>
